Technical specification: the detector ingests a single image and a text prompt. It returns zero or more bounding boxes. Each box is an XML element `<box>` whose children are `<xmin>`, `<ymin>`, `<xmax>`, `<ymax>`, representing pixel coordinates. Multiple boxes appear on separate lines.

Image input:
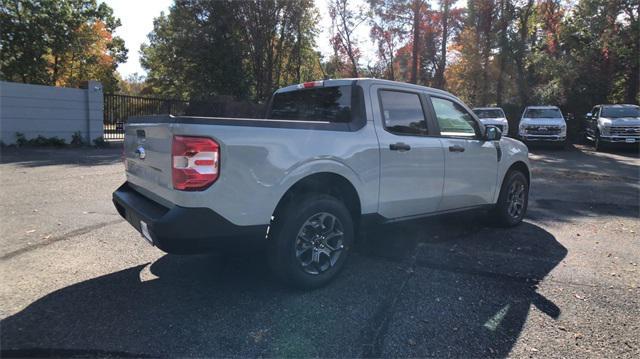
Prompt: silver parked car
<box><xmin>113</xmin><ymin>78</ymin><xmax>531</xmax><ymax>288</ymax></box>
<box><xmin>473</xmin><ymin>107</ymin><xmax>509</xmax><ymax>136</ymax></box>
<box><xmin>585</xmin><ymin>104</ymin><xmax>640</xmax><ymax>151</ymax></box>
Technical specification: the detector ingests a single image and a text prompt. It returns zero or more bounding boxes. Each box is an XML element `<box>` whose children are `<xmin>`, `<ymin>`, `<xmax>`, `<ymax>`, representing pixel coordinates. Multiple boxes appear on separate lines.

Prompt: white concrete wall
<box><xmin>0</xmin><ymin>80</ymin><xmax>103</xmax><ymax>145</ymax></box>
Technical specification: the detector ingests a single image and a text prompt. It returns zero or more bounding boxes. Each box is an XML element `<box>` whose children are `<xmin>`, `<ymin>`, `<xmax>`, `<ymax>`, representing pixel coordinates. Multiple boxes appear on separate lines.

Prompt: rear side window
<box><xmin>269</xmin><ymin>86</ymin><xmax>355</xmax><ymax>122</ymax></box>
<box><xmin>379</xmin><ymin>90</ymin><xmax>428</xmax><ymax>136</ymax></box>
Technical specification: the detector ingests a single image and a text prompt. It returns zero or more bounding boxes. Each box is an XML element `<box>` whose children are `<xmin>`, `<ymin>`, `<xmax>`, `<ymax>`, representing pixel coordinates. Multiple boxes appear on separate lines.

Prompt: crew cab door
<box><xmin>371</xmin><ymin>85</ymin><xmax>445</xmax><ymax>219</ymax></box>
<box><xmin>427</xmin><ymin>95</ymin><xmax>499</xmax><ymax>210</ymax></box>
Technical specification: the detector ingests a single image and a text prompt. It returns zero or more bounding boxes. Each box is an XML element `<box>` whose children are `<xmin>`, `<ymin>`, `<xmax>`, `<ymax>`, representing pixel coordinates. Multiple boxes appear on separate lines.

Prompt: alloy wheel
<box><xmin>295</xmin><ymin>212</ymin><xmax>345</xmax><ymax>275</ymax></box>
<box><xmin>507</xmin><ymin>180</ymin><xmax>526</xmax><ymax>219</ymax></box>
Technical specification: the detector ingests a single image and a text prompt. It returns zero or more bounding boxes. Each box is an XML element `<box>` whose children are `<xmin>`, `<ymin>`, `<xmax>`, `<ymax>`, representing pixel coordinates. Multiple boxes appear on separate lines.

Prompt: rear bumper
<box><xmin>112</xmin><ymin>183</ymin><xmax>268</xmax><ymax>254</ymax></box>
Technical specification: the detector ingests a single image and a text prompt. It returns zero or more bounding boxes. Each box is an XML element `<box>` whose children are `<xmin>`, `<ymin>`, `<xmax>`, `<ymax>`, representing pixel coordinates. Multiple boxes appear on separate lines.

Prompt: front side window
<box><xmin>431</xmin><ymin>97</ymin><xmax>478</xmax><ymax>138</ymax></box>
<box><xmin>379</xmin><ymin>90</ymin><xmax>428</xmax><ymax>135</ymax></box>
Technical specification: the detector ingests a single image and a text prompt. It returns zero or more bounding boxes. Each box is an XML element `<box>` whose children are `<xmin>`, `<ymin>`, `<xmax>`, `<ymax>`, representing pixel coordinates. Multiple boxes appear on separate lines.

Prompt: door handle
<box><xmin>389</xmin><ymin>142</ymin><xmax>411</xmax><ymax>151</ymax></box>
<box><xmin>449</xmin><ymin>145</ymin><xmax>465</xmax><ymax>152</ymax></box>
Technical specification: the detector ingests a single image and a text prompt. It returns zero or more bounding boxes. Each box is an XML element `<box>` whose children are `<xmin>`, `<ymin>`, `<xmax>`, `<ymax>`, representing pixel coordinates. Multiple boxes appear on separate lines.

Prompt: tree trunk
<box><xmin>495</xmin><ymin>0</ymin><xmax>508</xmax><ymax>105</ymax></box>
<box><xmin>624</xmin><ymin>12</ymin><xmax>639</xmax><ymax>103</ymax></box>
<box><xmin>273</xmin><ymin>7</ymin><xmax>288</xmax><ymax>90</ymax></box>
<box><xmin>434</xmin><ymin>0</ymin><xmax>449</xmax><ymax>89</ymax></box>
<box><xmin>410</xmin><ymin>0</ymin><xmax>421</xmax><ymax>84</ymax></box>
<box><xmin>480</xmin><ymin>4</ymin><xmax>493</xmax><ymax>106</ymax></box>
<box><xmin>515</xmin><ymin>0</ymin><xmax>534</xmax><ymax>107</ymax></box>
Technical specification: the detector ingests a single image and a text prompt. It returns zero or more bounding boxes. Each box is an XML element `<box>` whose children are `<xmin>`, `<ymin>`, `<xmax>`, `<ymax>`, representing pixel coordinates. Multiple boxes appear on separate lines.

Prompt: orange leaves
<box><xmin>49</xmin><ymin>20</ymin><xmax>117</xmax><ymax>88</ymax></box>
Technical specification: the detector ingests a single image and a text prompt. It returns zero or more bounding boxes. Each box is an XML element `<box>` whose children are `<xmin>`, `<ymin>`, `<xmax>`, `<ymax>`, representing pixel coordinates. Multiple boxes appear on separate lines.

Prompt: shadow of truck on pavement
<box><xmin>1</xmin><ymin>216</ymin><xmax>566</xmax><ymax>358</ymax></box>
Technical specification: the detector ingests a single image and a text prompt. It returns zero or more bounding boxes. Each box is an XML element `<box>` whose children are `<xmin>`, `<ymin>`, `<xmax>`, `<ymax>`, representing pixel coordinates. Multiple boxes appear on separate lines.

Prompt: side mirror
<box><xmin>484</xmin><ymin>125</ymin><xmax>502</xmax><ymax>141</ymax></box>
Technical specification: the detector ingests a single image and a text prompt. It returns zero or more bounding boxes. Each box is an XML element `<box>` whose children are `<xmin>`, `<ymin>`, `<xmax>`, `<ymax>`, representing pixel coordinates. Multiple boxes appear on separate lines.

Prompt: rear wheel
<box><xmin>492</xmin><ymin>170</ymin><xmax>529</xmax><ymax>227</ymax></box>
<box><xmin>268</xmin><ymin>193</ymin><xmax>354</xmax><ymax>289</ymax></box>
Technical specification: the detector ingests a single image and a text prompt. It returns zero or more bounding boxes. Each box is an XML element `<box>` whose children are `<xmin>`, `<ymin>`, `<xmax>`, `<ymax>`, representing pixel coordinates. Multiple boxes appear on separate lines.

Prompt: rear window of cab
<box><xmin>269</xmin><ymin>86</ymin><xmax>358</xmax><ymax>122</ymax></box>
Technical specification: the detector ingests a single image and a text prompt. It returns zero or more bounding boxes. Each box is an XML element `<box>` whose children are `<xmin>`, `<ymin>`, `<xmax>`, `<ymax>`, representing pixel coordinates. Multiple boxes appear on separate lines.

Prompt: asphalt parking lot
<box><xmin>1</xmin><ymin>144</ymin><xmax>638</xmax><ymax>358</ymax></box>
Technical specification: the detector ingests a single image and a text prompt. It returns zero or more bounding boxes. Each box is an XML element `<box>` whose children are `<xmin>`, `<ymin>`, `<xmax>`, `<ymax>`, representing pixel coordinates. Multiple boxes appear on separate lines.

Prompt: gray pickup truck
<box><xmin>113</xmin><ymin>79</ymin><xmax>530</xmax><ymax>288</ymax></box>
<box><xmin>584</xmin><ymin>104</ymin><xmax>640</xmax><ymax>151</ymax></box>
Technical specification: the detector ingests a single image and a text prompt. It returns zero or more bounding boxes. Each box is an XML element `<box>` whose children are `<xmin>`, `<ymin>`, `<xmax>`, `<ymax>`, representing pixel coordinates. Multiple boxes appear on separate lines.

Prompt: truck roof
<box><xmin>275</xmin><ymin>78</ymin><xmax>454</xmax><ymax>99</ymax></box>
<box><xmin>525</xmin><ymin>105</ymin><xmax>560</xmax><ymax>110</ymax></box>
<box><xmin>600</xmin><ymin>104</ymin><xmax>639</xmax><ymax>108</ymax></box>
<box><xmin>472</xmin><ymin>107</ymin><xmax>503</xmax><ymax>111</ymax></box>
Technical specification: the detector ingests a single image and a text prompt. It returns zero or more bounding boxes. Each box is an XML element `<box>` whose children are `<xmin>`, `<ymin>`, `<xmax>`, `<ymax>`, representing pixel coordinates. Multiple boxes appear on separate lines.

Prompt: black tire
<box><xmin>492</xmin><ymin>170</ymin><xmax>529</xmax><ymax>227</ymax></box>
<box><xmin>267</xmin><ymin>193</ymin><xmax>354</xmax><ymax>289</ymax></box>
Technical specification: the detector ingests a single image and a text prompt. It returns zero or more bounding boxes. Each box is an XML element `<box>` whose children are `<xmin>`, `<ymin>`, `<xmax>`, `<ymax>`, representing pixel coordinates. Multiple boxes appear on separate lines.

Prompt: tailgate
<box><xmin>124</xmin><ymin>122</ymin><xmax>173</xmax><ymax>193</ymax></box>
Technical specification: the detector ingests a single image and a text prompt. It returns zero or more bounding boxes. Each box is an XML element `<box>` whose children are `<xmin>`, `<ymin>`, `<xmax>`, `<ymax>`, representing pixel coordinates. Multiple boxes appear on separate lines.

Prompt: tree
<box><xmin>0</xmin><ymin>0</ymin><xmax>127</xmax><ymax>91</ymax></box>
<box><xmin>238</xmin><ymin>0</ymin><xmax>321</xmax><ymax>100</ymax></box>
<box><xmin>369</xmin><ymin>0</ymin><xmax>403</xmax><ymax>80</ymax></box>
<box><xmin>368</xmin><ymin>0</ymin><xmax>429</xmax><ymax>84</ymax></box>
<box><xmin>621</xmin><ymin>0</ymin><xmax>639</xmax><ymax>103</ymax></box>
<box><xmin>329</xmin><ymin>0</ymin><xmax>366</xmax><ymax>77</ymax></box>
<box><xmin>512</xmin><ymin>0</ymin><xmax>535</xmax><ymax>106</ymax></box>
<box><xmin>141</xmin><ymin>0</ymin><xmax>249</xmax><ymax>99</ymax></box>
<box><xmin>118</xmin><ymin>73</ymin><xmax>151</xmax><ymax>96</ymax></box>
<box><xmin>142</xmin><ymin>0</ymin><xmax>321</xmax><ymax>102</ymax></box>
<box><xmin>494</xmin><ymin>0</ymin><xmax>514</xmax><ymax>105</ymax></box>
<box><xmin>433</xmin><ymin>0</ymin><xmax>453</xmax><ymax>88</ymax></box>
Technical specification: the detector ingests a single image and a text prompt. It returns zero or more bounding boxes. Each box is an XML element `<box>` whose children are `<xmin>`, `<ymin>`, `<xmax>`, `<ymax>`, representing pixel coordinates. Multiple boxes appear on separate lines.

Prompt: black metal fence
<box><xmin>103</xmin><ymin>94</ymin><xmax>189</xmax><ymax>140</ymax></box>
<box><xmin>103</xmin><ymin>94</ymin><xmax>267</xmax><ymax>140</ymax></box>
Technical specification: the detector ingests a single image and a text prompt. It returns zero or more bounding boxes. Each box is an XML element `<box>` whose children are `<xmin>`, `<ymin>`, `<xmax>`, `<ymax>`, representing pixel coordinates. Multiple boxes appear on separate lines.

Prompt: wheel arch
<box><xmin>508</xmin><ymin>160</ymin><xmax>530</xmax><ymax>184</ymax></box>
<box><xmin>271</xmin><ymin>172</ymin><xmax>362</xmax><ymax>231</ymax></box>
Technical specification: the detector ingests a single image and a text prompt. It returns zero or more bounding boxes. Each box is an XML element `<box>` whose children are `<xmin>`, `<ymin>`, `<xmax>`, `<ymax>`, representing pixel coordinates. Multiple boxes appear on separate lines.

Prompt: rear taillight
<box><xmin>172</xmin><ymin>135</ymin><xmax>219</xmax><ymax>191</ymax></box>
<box><xmin>298</xmin><ymin>80</ymin><xmax>324</xmax><ymax>89</ymax></box>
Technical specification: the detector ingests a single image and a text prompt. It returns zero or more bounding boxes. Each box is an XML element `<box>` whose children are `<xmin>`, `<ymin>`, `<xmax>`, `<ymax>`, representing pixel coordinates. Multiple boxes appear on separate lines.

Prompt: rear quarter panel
<box><xmin>165</xmin><ymin>122</ymin><xmax>380</xmax><ymax>226</ymax></box>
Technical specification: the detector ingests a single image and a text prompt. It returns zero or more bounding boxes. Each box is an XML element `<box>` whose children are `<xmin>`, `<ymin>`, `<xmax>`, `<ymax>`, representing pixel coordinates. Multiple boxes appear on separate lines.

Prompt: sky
<box><xmin>104</xmin><ymin>0</ymin><xmax>465</xmax><ymax>78</ymax></box>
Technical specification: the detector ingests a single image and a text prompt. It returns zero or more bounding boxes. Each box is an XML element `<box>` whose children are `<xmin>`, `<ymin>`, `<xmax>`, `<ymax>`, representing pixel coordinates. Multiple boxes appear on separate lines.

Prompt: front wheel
<box><xmin>492</xmin><ymin>170</ymin><xmax>529</xmax><ymax>227</ymax></box>
<box><xmin>594</xmin><ymin>131</ymin><xmax>605</xmax><ymax>152</ymax></box>
<box><xmin>268</xmin><ymin>193</ymin><xmax>354</xmax><ymax>289</ymax></box>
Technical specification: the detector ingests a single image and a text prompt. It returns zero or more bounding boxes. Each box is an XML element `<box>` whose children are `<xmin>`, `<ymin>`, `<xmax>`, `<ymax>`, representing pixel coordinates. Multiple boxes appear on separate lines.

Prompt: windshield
<box><xmin>270</xmin><ymin>85</ymin><xmax>357</xmax><ymax>122</ymax></box>
<box><xmin>524</xmin><ymin>108</ymin><xmax>562</xmax><ymax>118</ymax></box>
<box><xmin>601</xmin><ymin>106</ymin><xmax>640</xmax><ymax>118</ymax></box>
<box><xmin>474</xmin><ymin>109</ymin><xmax>504</xmax><ymax>119</ymax></box>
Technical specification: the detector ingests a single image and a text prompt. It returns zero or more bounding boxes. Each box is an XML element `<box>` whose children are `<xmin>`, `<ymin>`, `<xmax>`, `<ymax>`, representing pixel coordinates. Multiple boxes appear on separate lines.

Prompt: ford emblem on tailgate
<box><xmin>136</xmin><ymin>146</ymin><xmax>146</xmax><ymax>160</ymax></box>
